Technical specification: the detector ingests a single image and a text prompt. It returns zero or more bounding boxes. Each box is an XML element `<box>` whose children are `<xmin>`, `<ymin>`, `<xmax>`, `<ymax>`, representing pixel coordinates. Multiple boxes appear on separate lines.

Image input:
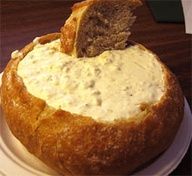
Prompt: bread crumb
<box><xmin>33</xmin><ymin>37</ymin><xmax>40</xmax><ymax>44</ymax></box>
<box><xmin>11</xmin><ymin>50</ymin><xmax>23</xmax><ymax>59</ymax></box>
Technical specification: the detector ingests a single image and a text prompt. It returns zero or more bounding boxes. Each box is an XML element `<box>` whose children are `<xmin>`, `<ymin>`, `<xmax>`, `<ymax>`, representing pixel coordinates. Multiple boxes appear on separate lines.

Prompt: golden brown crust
<box><xmin>1</xmin><ymin>33</ymin><xmax>184</xmax><ymax>175</ymax></box>
<box><xmin>72</xmin><ymin>0</ymin><xmax>95</xmax><ymax>11</ymax></box>
<box><xmin>60</xmin><ymin>17</ymin><xmax>77</xmax><ymax>54</ymax></box>
<box><xmin>60</xmin><ymin>0</ymin><xmax>142</xmax><ymax>57</ymax></box>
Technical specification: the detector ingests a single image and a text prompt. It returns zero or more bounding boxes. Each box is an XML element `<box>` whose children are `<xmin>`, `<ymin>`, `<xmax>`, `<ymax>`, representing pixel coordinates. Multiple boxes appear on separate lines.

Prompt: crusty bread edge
<box><xmin>1</xmin><ymin>33</ymin><xmax>184</xmax><ymax>175</ymax></box>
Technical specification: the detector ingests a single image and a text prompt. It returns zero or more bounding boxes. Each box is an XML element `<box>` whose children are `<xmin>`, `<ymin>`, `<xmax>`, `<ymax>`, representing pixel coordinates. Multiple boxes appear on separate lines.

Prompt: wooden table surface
<box><xmin>1</xmin><ymin>0</ymin><xmax>191</xmax><ymax>175</ymax></box>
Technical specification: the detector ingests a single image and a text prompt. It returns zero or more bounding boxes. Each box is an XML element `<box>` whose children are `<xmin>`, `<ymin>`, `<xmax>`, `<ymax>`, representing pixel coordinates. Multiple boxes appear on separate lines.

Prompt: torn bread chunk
<box><xmin>60</xmin><ymin>0</ymin><xmax>142</xmax><ymax>57</ymax></box>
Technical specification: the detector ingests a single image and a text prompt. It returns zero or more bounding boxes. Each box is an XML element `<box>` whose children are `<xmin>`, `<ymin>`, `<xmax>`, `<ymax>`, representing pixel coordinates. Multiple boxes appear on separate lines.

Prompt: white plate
<box><xmin>0</xmin><ymin>72</ymin><xmax>192</xmax><ymax>176</ymax></box>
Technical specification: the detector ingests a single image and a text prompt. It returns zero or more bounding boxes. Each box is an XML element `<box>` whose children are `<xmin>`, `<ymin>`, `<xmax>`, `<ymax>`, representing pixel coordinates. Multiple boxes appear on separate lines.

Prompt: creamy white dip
<box><xmin>17</xmin><ymin>39</ymin><xmax>165</xmax><ymax>121</ymax></box>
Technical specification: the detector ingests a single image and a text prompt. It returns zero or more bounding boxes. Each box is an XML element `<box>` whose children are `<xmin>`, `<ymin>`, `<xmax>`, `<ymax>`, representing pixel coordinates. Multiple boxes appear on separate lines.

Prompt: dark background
<box><xmin>0</xmin><ymin>0</ymin><xmax>191</xmax><ymax>175</ymax></box>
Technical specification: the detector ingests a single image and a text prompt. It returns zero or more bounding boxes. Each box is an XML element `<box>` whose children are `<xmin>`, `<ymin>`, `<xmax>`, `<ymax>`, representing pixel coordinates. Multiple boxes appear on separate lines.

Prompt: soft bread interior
<box><xmin>17</xmin><ymin>39</ymin><xmax>165</xmax><ymax>122</ymax></box>
<box><xmin>76</xmin><ymin>0</ymin><xmax>137</xmax><ymax>57</ymax></box>
<box><xmin>60</xmin><ymin>0</ymin><xmax>142</xmax><ymax>57</ymax></box>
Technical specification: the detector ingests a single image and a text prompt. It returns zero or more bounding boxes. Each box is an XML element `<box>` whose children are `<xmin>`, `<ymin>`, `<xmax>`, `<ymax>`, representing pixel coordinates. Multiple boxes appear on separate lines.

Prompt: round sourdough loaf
<box><xmin>0</xmin><ymin>33</ymin><xmax>184</xmax><ymax>175</ymax></box>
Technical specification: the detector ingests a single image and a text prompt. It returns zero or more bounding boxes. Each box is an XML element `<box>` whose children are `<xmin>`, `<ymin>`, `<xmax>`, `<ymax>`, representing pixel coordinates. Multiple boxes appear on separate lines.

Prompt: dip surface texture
<box><xmin>17</xmin><ymin>39</ymin><xmax>165</xmax><ymax>121</ymax></box>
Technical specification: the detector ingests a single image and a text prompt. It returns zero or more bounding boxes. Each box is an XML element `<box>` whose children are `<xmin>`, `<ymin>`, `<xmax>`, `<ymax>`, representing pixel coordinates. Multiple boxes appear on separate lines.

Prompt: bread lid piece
<box><xmin>60</xmin><ymin>0</ymin><xmax>142</xmax><ymax>57</ymax></box>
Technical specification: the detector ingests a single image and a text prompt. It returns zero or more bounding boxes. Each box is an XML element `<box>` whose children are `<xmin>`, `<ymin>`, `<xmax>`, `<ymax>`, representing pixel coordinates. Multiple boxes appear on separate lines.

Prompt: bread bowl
<box><xmin>0</xmin><ymin>32</ymin><xmax>184</xmax><ymax>175</ymax></box>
